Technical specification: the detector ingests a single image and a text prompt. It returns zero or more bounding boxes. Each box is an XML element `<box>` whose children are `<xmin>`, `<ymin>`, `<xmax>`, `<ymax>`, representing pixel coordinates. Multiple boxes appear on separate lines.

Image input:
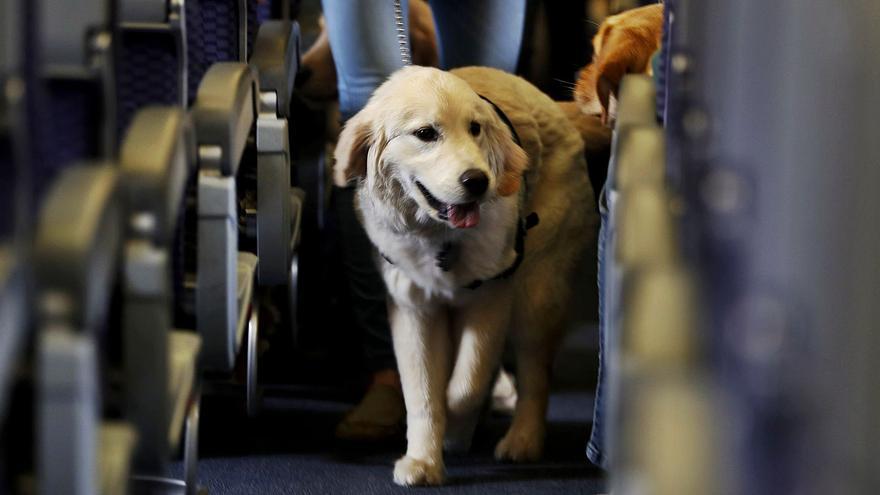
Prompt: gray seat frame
<box><xmin>33</xmin><ymin>164</ymin><xmax>134</xmax><ymax>495</ymax></box>
<box><xmin>250</xmin><ymin>20</ymin><xmax>301</xmax><ymax>286</ymax></box>
<box><xmin>120</xmin><ymin>107</ymin><xmax>202</xmax><ymax>495</ymax></box>
<box><xmin>192</xmin><ymin>62</ymin><xmax>259</xmax><ymax>374</ymax></box>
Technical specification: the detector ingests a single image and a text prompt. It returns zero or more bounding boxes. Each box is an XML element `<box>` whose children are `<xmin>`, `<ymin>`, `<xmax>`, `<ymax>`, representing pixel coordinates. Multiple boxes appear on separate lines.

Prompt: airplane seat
<box><xmin>185</xmin><ymin>0</ymin><xmax>245</xmax><ymax>106</ymax></box>
<box><xmin>28</xmin><ymin>1</ymin><xmax>144</xmax><ymax>493</ymax></box>
<box><xmin>117</xmin><ymin>0</ymin><xmax>188</xmax><ymax>134</ymax></box>
<box><xmin>190</xmin><ymin>61</ymin><xmax>262</xmax><ymax>416</ymax></box>
<box><xmin>39</xmin><ymin>0</ymin><xmax>118</xmax><ymax>177</ymax></box>
<box><xmin>109</xmin><ymin>2</ymin><xmax>207</xmax><ymax>492</ymax></box>
<box><xmin>588</xmin><ymin>74</ymin><xmax>660</xmax><ymax>469</ymax></box>
<box><xmin>247</xmin><ymin>12</ymin><xmax>304</xmax><ymax>342</ymax></box>
<box><xmin>601</xmin><ymin>3</ymin><xmax>720</xmax><ymax>491</ymax></box>
<box><xmin>176</xmin><ymin>0</ymin><xmax>304</xmax><ymax>416</ymax></box>
<box><xmin>246</xmin><ymin>0</ymin><xmax>274</xmax><ymax>57</ymax></box>
<box><xmin>119</xmin><ymin>106</ymin><xmax>203</xmax><ymax>494</ymax></box>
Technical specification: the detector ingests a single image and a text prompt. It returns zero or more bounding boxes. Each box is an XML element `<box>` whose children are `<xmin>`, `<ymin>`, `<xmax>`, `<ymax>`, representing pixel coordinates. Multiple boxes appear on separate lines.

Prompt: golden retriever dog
<box><xmin>334</xmin><ymin>65</ymin><xmax>598</xmax><ymax>486</ymax></box>
<box><xmin>574</xmin><ymin>3</ymin><xmax>664</xmax><ymax>123</ymax></box>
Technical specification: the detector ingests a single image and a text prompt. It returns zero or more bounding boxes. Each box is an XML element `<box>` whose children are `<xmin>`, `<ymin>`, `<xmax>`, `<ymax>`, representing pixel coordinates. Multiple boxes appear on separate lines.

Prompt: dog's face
<box><xmin>574</xmin><ymin>3</ymin><xmax>664</xmax><ymax>124</ymax></box>
<box><xmin>334</xmin><ymin>66</ymin><xmax>527</xmax><ymax>229</ymax></box>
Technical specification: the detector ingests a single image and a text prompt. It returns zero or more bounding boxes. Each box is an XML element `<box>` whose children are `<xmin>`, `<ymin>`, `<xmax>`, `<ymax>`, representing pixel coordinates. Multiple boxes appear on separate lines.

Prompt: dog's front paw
<box><xmin>494</xmin><ymin>428</ymin><xmax>544</xmax><ymax>462</ymax></box>
<box><xmin>393</xmin><ymin>455</ymin><xmax>445</xmax><ymax>486</ymax></box>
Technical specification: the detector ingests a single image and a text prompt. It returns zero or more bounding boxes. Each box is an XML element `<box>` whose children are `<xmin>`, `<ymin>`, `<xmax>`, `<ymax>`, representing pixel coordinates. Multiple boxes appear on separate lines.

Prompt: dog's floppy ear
<box><xmin>484</xmin><ymin>108</ymin><xmax>529</xmax><ymax>197</ymax></box>
<box><xmin>496</xmin><ymin>136</ymin><xmax>528</xmax><ymax>197</ymax></box>
<box><xmin>333</xmin><ymin>113</ymin><xmax>373</xmax><ymax>187</ymax></box>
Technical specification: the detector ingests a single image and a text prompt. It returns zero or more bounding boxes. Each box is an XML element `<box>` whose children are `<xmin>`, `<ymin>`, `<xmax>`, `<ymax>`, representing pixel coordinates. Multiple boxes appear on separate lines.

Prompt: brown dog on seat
<box><xmin>574</xmin><ymin>3</ymin><xmax>664</xmax><ymax>124</ymax></box>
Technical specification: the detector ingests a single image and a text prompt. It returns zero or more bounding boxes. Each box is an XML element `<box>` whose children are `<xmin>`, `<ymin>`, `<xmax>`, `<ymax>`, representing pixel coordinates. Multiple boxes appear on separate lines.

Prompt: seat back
<box><xmin>186</xmin><ymin>0</ymin><xmax>248</xmax><ymax>103</ymax></box>
<box><xmin>117</xmin><ymin>0</ymin><xmax>188</xmax><ymax>134</ymax></box>
<box><xmin>38</xmin><ymin>0</ymin><xmax>116</xmax><ymax>195</ymax></box>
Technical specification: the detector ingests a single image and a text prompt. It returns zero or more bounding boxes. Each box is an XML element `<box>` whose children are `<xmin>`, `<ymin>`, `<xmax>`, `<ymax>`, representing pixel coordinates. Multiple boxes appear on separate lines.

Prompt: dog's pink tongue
<box><xmin>447</xmin><ymin>203</ymin><xmax>480</xmax><ymax>228</ymax></box>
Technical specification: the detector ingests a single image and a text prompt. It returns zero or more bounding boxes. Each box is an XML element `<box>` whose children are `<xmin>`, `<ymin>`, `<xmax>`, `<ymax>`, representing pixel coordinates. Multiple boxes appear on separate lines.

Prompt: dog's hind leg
<box><xmin>495</xmin><ymin>270</ymin><xmax>571</xmax><ymax>462</ymax></box>
<box><xmin>444</xmin><ymin>286</ymin><xmax>514</xmax><ymax>454</ymax></box>
<box><xmin>389</xmin><ymin>300</ymin><xmax>451</xmax><ymax>486</ymax></box>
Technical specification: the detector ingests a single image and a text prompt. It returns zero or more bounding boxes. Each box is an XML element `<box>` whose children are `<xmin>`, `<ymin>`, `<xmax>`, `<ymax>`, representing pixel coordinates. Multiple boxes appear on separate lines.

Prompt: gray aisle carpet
<box><xmin>181</xmin><ymin>326</ymin><xmax>605</xmax><ymax>494</ymax></box>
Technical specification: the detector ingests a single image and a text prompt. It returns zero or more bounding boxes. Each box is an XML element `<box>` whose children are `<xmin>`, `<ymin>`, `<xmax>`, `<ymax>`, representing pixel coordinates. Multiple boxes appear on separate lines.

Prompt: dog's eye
<box><xmin>413</xmin><ymin>126</ymin><xmax>439</xmax><ymax>142</ymax></box>
<box><xmin>470</xmin><ymin>121</ymin><xmax>481</xmax><ymax>137</ymax></box>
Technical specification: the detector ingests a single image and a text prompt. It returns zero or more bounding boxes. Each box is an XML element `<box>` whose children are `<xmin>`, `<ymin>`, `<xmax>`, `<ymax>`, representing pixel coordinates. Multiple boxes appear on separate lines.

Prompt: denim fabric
<box><xmin>321</xmin><ymin>0</ymin><xmax>411</xmax><ymax>121</ymax></box>
<box><xmin>321</xmin><ymin>0</ymin><xmax>526</xmax><ymax>120</ymax></box>
<box><xmin>587</xmin><ymin>136</ymin><xmax>622</xmax><ymax>468</ymax></box>
<box><xmin>587</xmin><ymin>185</ymin><xmax>610</xmax><ymax>469</ymax></box>
<box><xmin>428</xmin><ymin>0</ymin><xmax>526</xmax><ymax>74</ymax></box>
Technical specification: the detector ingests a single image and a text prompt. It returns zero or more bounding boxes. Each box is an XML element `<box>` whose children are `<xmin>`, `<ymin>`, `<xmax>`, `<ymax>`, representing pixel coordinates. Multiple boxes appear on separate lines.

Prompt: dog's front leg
<box><xmin>445</xmin><ymin>286</ymin><xmax>513</xmax><ymax>453</ymax></box>
<box><xmin>389</xmin><ymin>300</ymin><xmax>450</xmax><ymax>486</ymax></box>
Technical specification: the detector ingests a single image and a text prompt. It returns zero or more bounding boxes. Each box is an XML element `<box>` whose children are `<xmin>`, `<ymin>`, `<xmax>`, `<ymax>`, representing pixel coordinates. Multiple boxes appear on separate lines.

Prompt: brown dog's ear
<box><xmin>333</xmin><ymin>115</ymin><xmax>372</xmax><ymax>187</ymax></box>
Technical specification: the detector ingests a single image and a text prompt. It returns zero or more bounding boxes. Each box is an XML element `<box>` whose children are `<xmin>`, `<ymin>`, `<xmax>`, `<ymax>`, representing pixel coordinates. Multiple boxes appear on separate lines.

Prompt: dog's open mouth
<box><xmin>415</xmin><ymin>180</ymin><xmax>480</xmax><ymax>229</ymax></box>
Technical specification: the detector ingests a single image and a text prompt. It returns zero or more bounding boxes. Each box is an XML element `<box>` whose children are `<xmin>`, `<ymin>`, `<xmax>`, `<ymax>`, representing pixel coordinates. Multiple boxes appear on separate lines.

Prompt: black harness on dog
<box><xmin>380</xmin><ymin>94</ymin><xmax>540</xmax><ymax>290</ymax></box>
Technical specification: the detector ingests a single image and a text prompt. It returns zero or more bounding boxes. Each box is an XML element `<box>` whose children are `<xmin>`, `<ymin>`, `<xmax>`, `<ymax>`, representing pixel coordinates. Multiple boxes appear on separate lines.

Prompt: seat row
<box><xmin>600</xmin><ymin>1</ymin><xmax>880</xmax><ymax>493</ymax></box>
<box><xmin>0</xmin><ymin>0</ymin><xmax>303</xmax><ymax>493</ymax></box>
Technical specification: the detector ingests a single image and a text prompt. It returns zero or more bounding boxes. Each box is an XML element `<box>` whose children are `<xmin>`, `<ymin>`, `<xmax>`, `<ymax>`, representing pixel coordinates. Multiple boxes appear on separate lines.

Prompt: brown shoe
<box><xmin>335</xmin><ymin>382</ymin><xmax>405</xmax><ymax>441</ymax></box>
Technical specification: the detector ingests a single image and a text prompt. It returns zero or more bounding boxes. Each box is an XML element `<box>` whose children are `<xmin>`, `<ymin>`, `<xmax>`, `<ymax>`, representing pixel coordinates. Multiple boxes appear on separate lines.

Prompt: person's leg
<box><xmin>331</xmin><ymin>188</ymin><xmax>405</xmax><ymax>442</ymax></box>
<box><xmin>322</xmin><ymin>0</ymin><xmax>409</xmax><ymax>438</ymax></box>
<box><xmin>428</xmin><ymin>0</ymin><xmax>527</xmax><ymax>71</ymax></box>
<box><xmin>332</xmin><ymin>187</ymin><xmax>398</xmax><ymax>375</ymax></box>
<box><xmin>321</xmin><ymin>0</ymin><xmax>409</xmax><ymax>120</ymax></box>
<box><xmin>587</xmin><ymin>190</ymin><xmax>609</xmax><ymax>468</ymax></box>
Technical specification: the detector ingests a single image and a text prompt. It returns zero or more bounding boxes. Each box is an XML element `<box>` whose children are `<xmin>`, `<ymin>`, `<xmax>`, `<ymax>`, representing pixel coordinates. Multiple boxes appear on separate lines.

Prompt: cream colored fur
<box><xmin>334</xmin><ymin>66</ymin><xmax>597</xmax><ymax>486</ymax></box>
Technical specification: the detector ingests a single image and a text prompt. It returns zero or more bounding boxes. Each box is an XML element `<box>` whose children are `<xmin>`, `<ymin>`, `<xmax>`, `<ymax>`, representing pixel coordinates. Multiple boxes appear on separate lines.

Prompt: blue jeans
<box><xmin>322</xmin><ymin>0</ymin><xmax>527</xmax><ymax>120</ymax></box>
<box><xmin>588</xmin><ymin>139</ymin><xmax>621</xmax><ymax>469</ymax></box>
<box><xmin>587</xmin><ymin>185</ymin><xmax>611</xmax><ymax>469</ymax></box>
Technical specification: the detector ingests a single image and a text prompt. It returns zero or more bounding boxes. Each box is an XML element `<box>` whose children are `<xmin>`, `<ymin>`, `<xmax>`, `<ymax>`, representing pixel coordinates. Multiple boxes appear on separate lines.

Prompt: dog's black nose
<box><xmin>459</xmin><ymin>169</ymin><xmax>489</xmax><ymax>197</ymax></box>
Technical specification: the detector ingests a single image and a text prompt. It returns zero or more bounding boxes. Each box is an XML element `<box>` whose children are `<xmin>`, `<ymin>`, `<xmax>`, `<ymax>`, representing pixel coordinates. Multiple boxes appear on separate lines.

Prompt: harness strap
<box><xmin>464</xmin><ymin>212</ymin><xmax>539</xmax><ymax>290</ymax></box>
<box><xmin>478</xmin><ymin>94</ymin><xmax>522</xmax><ymax>147</ymax></box>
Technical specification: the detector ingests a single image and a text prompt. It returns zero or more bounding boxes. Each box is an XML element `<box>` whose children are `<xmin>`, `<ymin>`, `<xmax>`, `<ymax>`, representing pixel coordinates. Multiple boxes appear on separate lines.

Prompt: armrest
<box><xmin>250</xmin><ymin>20</ymin><xmax>301</xmax><ymax>117</ymax></box>
<box><xmin>34</xmin><ymin>164</ymin><xmax>121</xmax><ymax>331</ymax></box>
<box><xmin>616</xmin><ymin>185</ymin><xmax>679</xmax><ymax>268</ymax></box>
<box><xmin>616</xmin><ymin>75</ymin><xmax>658</xmax><ymax>128</ymax></box>
<box><xmin>623</xmin><ymin>265</ymin><xmax>697</xmax><ymax>366</ymax></box>
<box><xmin>120</xmin><ymin>107</ymin><xmax>194</xmax><ymax>245</ymax></box>
<box><xmin>192</xmin><ymin>63</ymin><xmax>257</xmax><ymax>176</ymax></box>
<box><xmin>615</xmin><ymin>126</ymin><xmax>666</xmax><ymax>191</ymax></box>
<box><xmin>99</xmin><ymin>422</ymin><xmax>138</xmax><ymax>495</ymax></box>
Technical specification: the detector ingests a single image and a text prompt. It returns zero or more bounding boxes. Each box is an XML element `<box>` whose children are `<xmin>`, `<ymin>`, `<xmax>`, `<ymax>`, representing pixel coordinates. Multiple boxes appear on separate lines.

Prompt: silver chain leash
<box><xmin>393</xmin><ymin>0</ymin><xmax>412</xmax><ymax>66</ymax></box>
